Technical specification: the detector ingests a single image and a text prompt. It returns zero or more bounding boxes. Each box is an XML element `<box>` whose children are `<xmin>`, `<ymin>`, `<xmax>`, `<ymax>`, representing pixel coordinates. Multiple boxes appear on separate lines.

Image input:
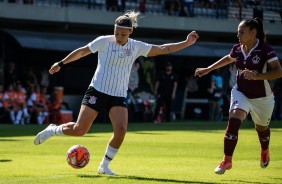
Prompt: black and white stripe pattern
<box><xmin>88</xmin><ymin>35</ymin><xmax>152</xmax><ymax>97</ymax></box>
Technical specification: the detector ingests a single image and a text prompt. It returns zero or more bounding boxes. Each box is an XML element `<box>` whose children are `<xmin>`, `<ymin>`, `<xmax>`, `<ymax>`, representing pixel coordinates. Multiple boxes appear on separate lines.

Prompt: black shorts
<box><xmin>81</xmin><ymin>86</ymin><xmax>127</xmax><ymax>112</ymax></box>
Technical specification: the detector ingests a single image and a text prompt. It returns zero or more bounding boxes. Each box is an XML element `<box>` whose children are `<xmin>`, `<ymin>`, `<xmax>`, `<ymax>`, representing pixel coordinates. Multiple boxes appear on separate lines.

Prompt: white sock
<box><xmin>100</xmin><ymin>145</ymin><xmax>118</xmax><ymax>167</ymax></box>
<box><xmin>54</xmin><ymin>124</ymin><xmax>64</xmax><ymax>136</ymax></box>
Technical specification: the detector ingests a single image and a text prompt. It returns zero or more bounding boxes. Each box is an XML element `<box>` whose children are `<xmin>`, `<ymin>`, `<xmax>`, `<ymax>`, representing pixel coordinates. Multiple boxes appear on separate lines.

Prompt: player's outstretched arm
<box><xmin>147</xmin><ymin>31</ymin><xmax>199</xmax><ymax>57</ymax></box>
<box><xmin>194</xmin><ymin>55</ymin><xmax>234</xmax><ymax>78</ymax></box>
<box><xmin>49</xmin><ymin>46</ymin><xmax>92</xmax><ymax>75</ymax></box>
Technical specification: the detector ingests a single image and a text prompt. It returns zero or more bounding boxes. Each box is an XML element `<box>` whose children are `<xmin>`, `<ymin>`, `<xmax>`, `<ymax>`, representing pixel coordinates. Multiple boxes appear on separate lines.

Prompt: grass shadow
<box><xmin>0</xmin><ymin>121</ymin><xmax>281</xmax><ymax>137</ymax></box>
<box><xmin>0</xmin><ymin>139</ymin><xmax>21</xmax><ymax>141</ymax></box>
<box><xmin>223</xmin><ymin>179</ymin><xmax>272</xmax><ymax>184</ymax></box>
<box><xmin>0</xmin><ymin>159</ymin><xmax>12</xmax><ymax>162</ymax></box>
<box><xmin>77</xmin><ymin>174</ymin><xmax>218</xmax><ymax>184</ymax></box>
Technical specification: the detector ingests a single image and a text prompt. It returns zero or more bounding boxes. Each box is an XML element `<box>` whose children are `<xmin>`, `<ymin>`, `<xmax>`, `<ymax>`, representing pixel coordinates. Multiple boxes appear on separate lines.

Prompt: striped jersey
<box><xmin>229</xmin><ymin>39</ymin><xmax>278</xmax><ymax>99</ymax></box>
<box><xmin>88</xmin><ymin>35</ymin><xmax>152</xmax><ymax>97</ymax></box>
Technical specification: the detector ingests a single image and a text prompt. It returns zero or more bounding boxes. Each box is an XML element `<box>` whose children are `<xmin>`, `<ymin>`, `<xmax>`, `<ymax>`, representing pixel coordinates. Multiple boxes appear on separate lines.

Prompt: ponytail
<box><xmin>242</xmin><ymin>17</ymin><xmax>266</xmax><ymax>43</ymax></box>
<box><xmin>254</xmin><ymin>17</ymin><xmax>266</xmax><ymax>43</ymax></box>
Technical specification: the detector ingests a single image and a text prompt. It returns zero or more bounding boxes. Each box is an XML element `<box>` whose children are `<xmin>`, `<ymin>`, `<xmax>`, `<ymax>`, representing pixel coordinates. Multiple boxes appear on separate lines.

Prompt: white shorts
<box><xmin>229</xmin><ymin>87</ymin><xmax>275</xmax><ymax>126</ymax></box>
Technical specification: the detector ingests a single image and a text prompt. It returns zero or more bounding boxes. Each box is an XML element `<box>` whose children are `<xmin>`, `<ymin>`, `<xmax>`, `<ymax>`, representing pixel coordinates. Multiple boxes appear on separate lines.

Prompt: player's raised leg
<box><xmin>34</xmin><ymin>105</ymin><xmax>97</xmax><ymax>145</ymax></box>
<box><xmin>98</xmin><ymin>106</ymin><xmax>128</xmax><ymax>175</ymax></box>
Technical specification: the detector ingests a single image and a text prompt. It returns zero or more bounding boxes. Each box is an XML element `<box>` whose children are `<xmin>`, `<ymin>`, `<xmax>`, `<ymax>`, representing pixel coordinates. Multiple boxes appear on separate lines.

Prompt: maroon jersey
<box><xmin>229</xmin><ymin>40</ymin><xmax>278</xmax><ymax>99</ymax></box>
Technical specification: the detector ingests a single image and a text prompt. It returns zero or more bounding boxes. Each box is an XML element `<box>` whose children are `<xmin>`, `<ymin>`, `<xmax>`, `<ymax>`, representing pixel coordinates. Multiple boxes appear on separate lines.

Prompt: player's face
<box><xmin>237</xmin><ymin>23</ymin><xmax>256</xmax><ymax>45</ymax></box>
<box><xmin>114</xmin><ymin>27</ymin><xmax>132</xmax><ymax>46</ymax></box>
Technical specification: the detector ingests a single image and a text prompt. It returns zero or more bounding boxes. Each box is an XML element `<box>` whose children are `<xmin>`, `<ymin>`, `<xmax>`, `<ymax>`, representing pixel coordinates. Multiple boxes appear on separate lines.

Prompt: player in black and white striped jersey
<box><xmin>34</xmin><ymin>10</ymin><xmax>199</xmax><ymax>175</ymax></box>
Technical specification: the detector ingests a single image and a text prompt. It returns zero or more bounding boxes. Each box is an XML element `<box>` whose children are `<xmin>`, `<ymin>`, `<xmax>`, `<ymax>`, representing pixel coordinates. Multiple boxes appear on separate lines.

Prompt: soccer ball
<box><xmin>66</xmin><ymin>145</ymin><xmax>90</xmax><ymax>169</ymax></box>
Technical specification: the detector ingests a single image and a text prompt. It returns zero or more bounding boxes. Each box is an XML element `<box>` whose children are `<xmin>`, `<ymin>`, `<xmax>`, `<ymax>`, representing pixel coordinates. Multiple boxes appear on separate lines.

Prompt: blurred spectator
<box><xmin>207</xmin><ymin>78</ymin><xmax>222</xmax><ymax>122</ymax></box>
<box><xmin>139</xmin><ymin>0</ymin><xmax>146</xmax><ymax>13</ymax></box>
<box><xmin>153</xmin><ymin>62</ymin><xmax>178</xmax><ymax>123</ymax></box>
<box><xmin>211</xmin><ymin>69</ymin><xmax>224</xmax><ymax>108</ymax></box>
<box><xmin>128</xmin><ymin>61</ymin><xmax>140</xmax><ymax>95</ymax></box>
<box><xmin>26</xmin><ymin>85</ymin><xmax>37</xmax><ymax>123</ymax></box>
<box><xmin>272</xmin><ymin>78</ymin><xmax>282</xmax><ymax>120</ymax></box>
<box><xmin>228</xmin><ymin>64</ymin><xmax>237</xmax><ymax>90</ymax></box>
<box><xmin>216</xmin><ymin>0</ymin><xmax>228</xmax><ymax>19</ymax></box>
<box><xmin>40</xmin><ymin>69</ymin><xmax>50</xmax><ymax>88</ymax></box>
<box><xmin>171</xmin><ymin>0</ymin><xmax>181</xmax><ymax>16</ymax></box>
<box><xmin>15</xmin><ymin>81</ymin><xmax>30</xmax><ymax>124</ymax></box>
<box><xmin>138</xmin><ymin>57</ymin><xmax>155</xmax><ymax>94</ymax></box>
<box><xmin>117</xmin><ymin>0</ymin><xmax>126</xmax><ymax>12</ymax></box>
<box><xmin>0</xmin><ymin>84</ymin><xmax>10</xmax><ymax>123</ymax></box>
<box><xmin>184</xmin><ymin>0</ymin><xmax>194</xmax><ymax>17</ymax></box>
<box><xmin>23</xmin><ymin>67</ymin><xmax>38</xmax><ymax>94</ymax></box>
<box><xmin>127</xmin><ymin>61</ymin><xmax>140</xmax><ymax>105</ymax></box>
<box><xmin>211</xmin><ymin>69</ymin><xmax>223</xmax><ymax>89</ymax></box>
<box><xmin>165</xmin><ymin>0</ymin><xmax>173</xmax><ymax>15</ymax></box>
<box><xmin>48</xmin><ymin>87</ymin><xmax>63</xmax><ymax>123</ymax></box>
<box><xmin>106</xmin><ymin>0</ymin><xmax>118</xmax><ymax>11</ymax></box>
<box><xmin>4</xmin><ymin>62</ymin><xmax>18</xmax><ymax>89</ymax></box>
<box><xmin>127</xmin><ymin>61</ymin><xmax>142</xmax><ymax>121</ymax></box>
<box><xmin>34</xmin><ymin>85</ymin><xmax>49</xmax><ymax>125</ymax></box>
<box><xmin>4</xmin><ymin>84</ymin><xmax>22</xmax><ymax>125</ymax></box>
<box><xmin>185</xmin><ymin>73</ymin><xmax>199</xmax><ymax>97</ymax></box>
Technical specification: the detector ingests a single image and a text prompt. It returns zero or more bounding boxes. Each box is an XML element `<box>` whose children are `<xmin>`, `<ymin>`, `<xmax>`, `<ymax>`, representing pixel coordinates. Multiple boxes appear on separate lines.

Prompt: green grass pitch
<box><xmin>0</xmin><ymin>120</ymin><xmax>282</xmax><ymax>184</ymax></box>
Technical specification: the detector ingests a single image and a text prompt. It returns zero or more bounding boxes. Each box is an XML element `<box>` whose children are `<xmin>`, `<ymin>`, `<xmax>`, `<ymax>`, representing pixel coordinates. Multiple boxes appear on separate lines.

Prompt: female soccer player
<box><xmin>34</xmin><ymin>11</ymin><xmax>199</xmax><ymax>175</ymax></box>
<box><xmin>194</xmin><ymin>17</ymin><xmax>282</xmax><ymax>175</ymax></box>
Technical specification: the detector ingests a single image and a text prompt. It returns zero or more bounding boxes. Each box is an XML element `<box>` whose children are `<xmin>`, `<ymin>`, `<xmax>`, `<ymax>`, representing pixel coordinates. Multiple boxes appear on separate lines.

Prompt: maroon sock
<box><xmin>256</xmin><ymin>128</ymin><xmax>270</xmax><ymax>150</ymax></box>
<box><xmin>224</xmin><ymin>118</ymin><xmax>242</xmax><ymax>156</ymax></box>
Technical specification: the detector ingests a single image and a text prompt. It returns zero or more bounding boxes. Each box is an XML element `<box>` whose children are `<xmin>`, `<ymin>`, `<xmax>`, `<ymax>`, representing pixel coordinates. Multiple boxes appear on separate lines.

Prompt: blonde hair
<box><xmin>115</xmin><ymin>10</ymin><xmax>141</xmax><ymax>29</ymax></box>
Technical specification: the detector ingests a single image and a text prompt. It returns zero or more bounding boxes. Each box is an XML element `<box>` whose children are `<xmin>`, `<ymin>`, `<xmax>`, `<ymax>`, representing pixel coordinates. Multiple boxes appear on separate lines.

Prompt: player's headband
<box><xmin>115</xmin><ymin>24</ymin><xmax>133</xmax><ymax>29</ymax></box>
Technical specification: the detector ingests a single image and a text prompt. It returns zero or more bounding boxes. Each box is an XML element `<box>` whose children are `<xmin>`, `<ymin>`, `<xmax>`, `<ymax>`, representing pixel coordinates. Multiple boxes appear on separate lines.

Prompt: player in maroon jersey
<box><xmin>194</xmin><ymin>17</ymin><xmax>282</xmax><ymax>174</ymax></box>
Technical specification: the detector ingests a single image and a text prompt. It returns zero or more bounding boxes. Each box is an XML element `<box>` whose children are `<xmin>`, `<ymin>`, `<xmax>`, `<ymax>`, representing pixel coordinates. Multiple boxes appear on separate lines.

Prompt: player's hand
<box><xmin>49</xmin><ymin>62</ymin><xmax>61</xmax><ymax>75</ymax></box>
<box><xmin>186</xmin><ymin>31</ymin><xmax>199</xmax><ymax>46</ymax></box>
<box><xmin>242</xmin><ymin>68</ymin><xmax>257</xmax><ymax>80</ymax></box>
<box><xmin>194</xmin><ymin>67</ymin><xmax>210</xmax><ymax>78</ymax></box>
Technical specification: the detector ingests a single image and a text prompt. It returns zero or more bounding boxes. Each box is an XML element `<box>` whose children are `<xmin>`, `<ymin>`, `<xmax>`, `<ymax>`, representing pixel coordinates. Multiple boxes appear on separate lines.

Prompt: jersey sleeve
<box><xmin>264</xmin><ymin>44</ymin><xmax>279</xmax><ymax>63</ymax></box>
<box><xmin>134</xmin><ymin>40</ymin><xmax>152</xmax><ymax>57</ymax></box>
<box><xmin>87</xmin><ymin>36</ymin><xmax>106</xmax><ymax>53</ymax></box>
<box><xmin>229</xmin><ymin>44</ymin><xmax>239</xmax><ymax>59</ymax></box>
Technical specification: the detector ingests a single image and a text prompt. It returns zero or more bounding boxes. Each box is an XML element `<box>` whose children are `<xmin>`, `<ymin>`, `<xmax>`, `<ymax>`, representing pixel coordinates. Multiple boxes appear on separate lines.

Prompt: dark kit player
<box><xmin>195</xmin><ymin>17</ymin><xmax>282</xmax><ymax>174</ymax></box>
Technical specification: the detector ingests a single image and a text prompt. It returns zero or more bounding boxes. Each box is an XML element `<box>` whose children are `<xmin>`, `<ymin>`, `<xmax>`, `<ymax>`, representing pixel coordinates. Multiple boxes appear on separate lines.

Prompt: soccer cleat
<box><xmin>34</xmin><ymin>124</ymin><xmax>56</xmax><ymax>145</ymax></box>
<box><xmin>98</xmin><ymin>165</ymin><xmax>117</xmax><ymax>175</ymax></box>
<box><xmin>215</xmin><ymin>156</ymin><xmax>232</xmax><ymax>175</ymax></box>
<box><xmin>260</xmin><ymin>148</ymin><xmax>270</xmax><ymax>168</ymax></box>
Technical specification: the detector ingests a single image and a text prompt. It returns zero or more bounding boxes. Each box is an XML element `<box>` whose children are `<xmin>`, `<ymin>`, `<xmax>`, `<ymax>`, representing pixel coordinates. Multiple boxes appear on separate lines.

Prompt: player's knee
<box><xmin>255</xmin><ymin>124</ymin><xmax>268</xmax><ymax>132</ymax></box>
<box><xmin>225</xmin><ymin>118</ymin><xmax>242</xmax><ymax>139</ymax></box>
<box><xmin>114</xmin><ymin>125</ymin><xmax>127</xmax><ymax>136</ymax></box>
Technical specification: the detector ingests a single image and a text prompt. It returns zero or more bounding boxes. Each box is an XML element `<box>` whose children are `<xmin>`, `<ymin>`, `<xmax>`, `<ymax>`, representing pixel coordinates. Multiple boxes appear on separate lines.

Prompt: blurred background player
<box><xmin>153</xmin><ymin>62</ymin><xmax>178</xmax><ymax>123</ymax></box>
<box><xmin>33</xmin><ymin>10</ymin><xmax>199</xmax><ymax>175</ymax></box>
<box><xmin>194</xmin><ymin>17</ymin><xmax>282</xmax><ymax>175</ymax></box>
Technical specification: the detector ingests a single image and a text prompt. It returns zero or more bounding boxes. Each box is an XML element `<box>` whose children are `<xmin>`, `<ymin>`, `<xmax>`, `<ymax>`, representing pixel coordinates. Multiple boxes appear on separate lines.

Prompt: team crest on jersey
<box><xmin>252</xmin><ymin>55</ymin><xmax>260</xmax><ymax>64</ymax></box>
<box><xmin>88</xmin><ymin>96</ymin><xmax>97</xmax><ymax>104</ymax></box>
<box><xmin>123</xmin><ymin>48</ymin><xmax>132</xmax><ymax>56</ymax></box>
